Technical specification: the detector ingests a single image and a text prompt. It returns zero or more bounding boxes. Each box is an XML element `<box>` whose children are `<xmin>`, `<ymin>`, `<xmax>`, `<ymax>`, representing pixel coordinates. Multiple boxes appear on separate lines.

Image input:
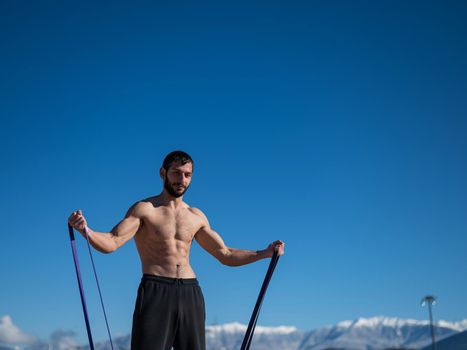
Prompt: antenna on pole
<box><xmin>421</xmin><ymin>295</ymin><xmax>437</xmax><ymax>350</ymax></box>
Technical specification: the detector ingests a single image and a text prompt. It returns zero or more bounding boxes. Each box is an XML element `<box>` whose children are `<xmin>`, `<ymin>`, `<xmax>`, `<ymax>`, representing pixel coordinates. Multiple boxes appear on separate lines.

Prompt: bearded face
<box><xmin>162</xmin><ymin>161</ymin><xmax>193</xmax><ymax>198</ymax></box>
<box><xmin>164</xmin><ymin>176</ymin><xmax>188</xmax><ymax>198</ymax></box>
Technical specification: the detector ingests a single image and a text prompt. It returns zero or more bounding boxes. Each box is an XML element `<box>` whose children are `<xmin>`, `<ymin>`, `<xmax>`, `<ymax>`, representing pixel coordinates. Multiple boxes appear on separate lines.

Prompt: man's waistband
<box><xmin>141</xmin><ymin>274</ymin><xmax>199</xmax><ymax>285</ymax></box>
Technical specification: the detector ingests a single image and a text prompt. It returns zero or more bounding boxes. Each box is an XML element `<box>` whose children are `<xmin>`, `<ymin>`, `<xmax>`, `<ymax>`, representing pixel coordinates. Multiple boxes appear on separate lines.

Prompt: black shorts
<box><xmin>131</xmin><ymin>274</ymin><xmax>206</xmax><ymax>350</ymax></box>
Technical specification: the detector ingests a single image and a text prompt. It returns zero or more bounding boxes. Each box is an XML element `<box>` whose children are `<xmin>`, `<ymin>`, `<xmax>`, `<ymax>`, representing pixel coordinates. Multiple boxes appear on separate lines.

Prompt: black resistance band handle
<box><xmin>240</xmin><ymin>250</ymin><xmax>280</xmax><ymax>350</ymax></box>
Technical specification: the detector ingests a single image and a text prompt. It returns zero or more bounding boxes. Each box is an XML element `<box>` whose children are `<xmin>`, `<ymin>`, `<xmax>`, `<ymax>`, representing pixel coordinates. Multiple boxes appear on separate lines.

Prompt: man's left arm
<box><xmin>192</xmin><ymin>209</ymin><xmax>284</xmax><ymax>266</ymax></box>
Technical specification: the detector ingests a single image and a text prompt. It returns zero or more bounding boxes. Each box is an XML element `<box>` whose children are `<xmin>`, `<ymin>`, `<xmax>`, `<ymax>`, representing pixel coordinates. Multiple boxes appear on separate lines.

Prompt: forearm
<box><xmin>78</xmin><ymin>227</ymin><xmax>118</xmax><ymax>254</ymax></box>
<box><xmin>221</xmin><ymin>247</ymin><xmax>271</xmax><ymax>267</ymax></box>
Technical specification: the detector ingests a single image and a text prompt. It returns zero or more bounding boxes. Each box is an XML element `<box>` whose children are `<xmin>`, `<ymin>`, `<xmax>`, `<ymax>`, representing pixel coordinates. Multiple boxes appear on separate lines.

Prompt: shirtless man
<box><xmin>68</xmin><ymin>150</ymin><xmax>285</xmax><ymax>350</ymax></box>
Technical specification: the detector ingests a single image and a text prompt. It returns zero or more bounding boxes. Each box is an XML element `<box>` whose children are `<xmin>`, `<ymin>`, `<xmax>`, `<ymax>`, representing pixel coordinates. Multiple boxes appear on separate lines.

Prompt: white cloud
<box><xmin>49</xmin><ymin>330</ymin><xmax>80</xmax><ymax>350</ymax></box>
<box><xmin>0</xmin><ymin>315</ymin><xmax>36</xmax><ymax>345</ymax></box>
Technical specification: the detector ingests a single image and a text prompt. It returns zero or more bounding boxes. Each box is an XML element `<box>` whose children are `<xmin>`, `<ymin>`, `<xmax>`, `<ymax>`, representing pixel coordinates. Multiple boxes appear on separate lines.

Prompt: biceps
<box><xmin>195</xmin><ymin>228</ymin><xmax>230</xmax><ymax>258</ymax></box>
<box><xmin>111</xmin><ymin>215</ymin><xmax>141</xmax><ymax>247</ymax></box>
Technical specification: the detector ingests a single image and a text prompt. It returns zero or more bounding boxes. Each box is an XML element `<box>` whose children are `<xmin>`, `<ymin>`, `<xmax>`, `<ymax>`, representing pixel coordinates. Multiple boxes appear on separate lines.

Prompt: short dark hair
<box><xmin>162</xmin><ymin>150</ymin><xmax>194</xmax><ymax>171</ymax></box>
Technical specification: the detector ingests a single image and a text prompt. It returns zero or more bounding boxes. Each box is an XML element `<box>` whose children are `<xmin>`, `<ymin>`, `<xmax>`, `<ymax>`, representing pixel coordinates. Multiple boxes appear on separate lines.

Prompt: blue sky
<box><xmin>1</xmin><ymin>0</ymin><xmax>467</xmax><ymax>345</ymax></box>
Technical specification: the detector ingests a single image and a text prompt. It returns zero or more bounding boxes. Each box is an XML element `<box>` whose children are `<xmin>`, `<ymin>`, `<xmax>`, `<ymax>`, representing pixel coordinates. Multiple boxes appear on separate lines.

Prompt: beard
<box><xmin>164</xmin><ymin>177</ymin><xmax>189</xmax><ymax>198</ymax></box>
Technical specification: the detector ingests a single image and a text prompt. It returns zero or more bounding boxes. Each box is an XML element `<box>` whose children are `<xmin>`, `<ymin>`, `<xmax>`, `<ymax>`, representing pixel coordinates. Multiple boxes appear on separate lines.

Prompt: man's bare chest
<box><xmin>140</xmin><ymin>209</ymin><xmax>202</xmax><ymax>242</ymax></box>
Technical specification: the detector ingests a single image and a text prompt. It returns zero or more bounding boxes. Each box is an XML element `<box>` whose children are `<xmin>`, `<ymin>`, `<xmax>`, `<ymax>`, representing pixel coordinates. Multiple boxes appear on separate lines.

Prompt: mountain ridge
<box><xmin>15</xmin><ymin>316</ymin><xmax>467</xmax><ymax>350</ymax></box>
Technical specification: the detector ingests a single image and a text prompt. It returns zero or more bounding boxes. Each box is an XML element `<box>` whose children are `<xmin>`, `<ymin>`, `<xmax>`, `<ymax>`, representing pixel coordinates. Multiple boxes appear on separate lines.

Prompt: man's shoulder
<box><xmin>188</xmin><ymin>206</ymin><xmax>209</xmax><ymax>222</ymax></box>
<box><xmin>127</xmin><ymin>197</ymin><xmax>158</xmax><ymax>216</ymax></box>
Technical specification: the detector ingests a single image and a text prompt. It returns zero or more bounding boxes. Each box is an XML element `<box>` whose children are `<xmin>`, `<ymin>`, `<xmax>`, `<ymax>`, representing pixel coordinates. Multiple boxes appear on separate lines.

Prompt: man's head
<box><xmin>160</xmin><ymin>151</ymin><xmax>194</xmax><ymax>198</ymax></box>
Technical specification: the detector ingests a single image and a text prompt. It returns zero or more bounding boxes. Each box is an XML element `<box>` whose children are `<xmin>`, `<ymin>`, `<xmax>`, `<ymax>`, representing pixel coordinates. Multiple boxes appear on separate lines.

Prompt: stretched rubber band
<box><xmin>70</xmin><ymin>220</ymin><xmax>278</xmax><ymax>350</ymax></box>
<box><xmin>240</xmin><ymin>250</ymin><xmax>280</xmax><ymax>350</ymax></box>
<box><xmin>83</xmin><ymin>226</ymin><xmax>115</xmax><ymax>350</ymax></box>
<box><xmin>68</xmin><ymin>224</ymin><xmax>95</xmax><ymax>350</ymax></box>
<box><xmin>68</xmin><ymin>224</ymin><xmax>114</xmax><ymax>350</ymax></box>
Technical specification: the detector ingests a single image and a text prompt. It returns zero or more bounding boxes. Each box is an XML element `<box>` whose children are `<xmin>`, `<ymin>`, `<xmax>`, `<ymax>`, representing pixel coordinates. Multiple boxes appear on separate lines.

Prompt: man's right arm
<box><xmin>68</xmin><ymin>204</ymin><xmax>143</xmax><ymax>254</ymax></box>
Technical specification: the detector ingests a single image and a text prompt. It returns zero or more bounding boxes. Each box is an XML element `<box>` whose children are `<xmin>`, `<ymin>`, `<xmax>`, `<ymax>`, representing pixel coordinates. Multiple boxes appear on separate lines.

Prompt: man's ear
<box><xmin>159</xmin><ymin>167</ymin><xmax>166</xmax><ymax>180</ymax></box>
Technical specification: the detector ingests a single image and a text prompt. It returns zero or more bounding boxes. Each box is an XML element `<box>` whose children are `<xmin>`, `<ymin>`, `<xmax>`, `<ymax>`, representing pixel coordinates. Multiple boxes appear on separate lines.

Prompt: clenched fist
<box><xmin>266</xmin><ymin>240</ymin><xmax>285</xmax><ymax>257</ymax></box>
<box><xmin>68</xmin><ymin>209</ymin><xmax>87</xmax><ymax>233</ymax></box>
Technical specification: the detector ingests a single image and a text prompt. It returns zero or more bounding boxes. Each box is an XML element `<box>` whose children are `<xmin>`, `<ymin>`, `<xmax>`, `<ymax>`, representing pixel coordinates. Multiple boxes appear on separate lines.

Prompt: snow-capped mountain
<box><xmin>420</xmin><ymin>329</ymin><xmax>467</xmax><ymax>350</ymax></box>
<box><xmin>297</xmin><ymin>316</ymin><xmax>467</xmax><ymax>350</ymax></box>
<box><xmin>205</xmin><ymin>322</ymin><xmax>303</xmax><ymax>350</ymax></box>
<box><xmin>20</xmin><ymin>316</ymin><xmax>467</xmax><ymax>350</ymax></box>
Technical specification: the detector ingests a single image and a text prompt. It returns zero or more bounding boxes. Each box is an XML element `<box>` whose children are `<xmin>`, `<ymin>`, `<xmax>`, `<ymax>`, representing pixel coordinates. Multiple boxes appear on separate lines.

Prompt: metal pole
<box><xmin>421</xmin><ymin>295</ymin><xmax>437</xmax><ymax>350</ymax></box>
<box><xmin>428</xmin><ymin>302</ymin><xmax>436</xmax><ymax>350</ymax></box>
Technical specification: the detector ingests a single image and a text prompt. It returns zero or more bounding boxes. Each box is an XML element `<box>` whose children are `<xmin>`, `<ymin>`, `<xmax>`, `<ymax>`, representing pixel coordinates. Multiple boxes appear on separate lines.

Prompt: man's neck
<box><xmin>159</xmin><ymin>191</ymin><xmax>185</xmax><ymax>208</ymax></box>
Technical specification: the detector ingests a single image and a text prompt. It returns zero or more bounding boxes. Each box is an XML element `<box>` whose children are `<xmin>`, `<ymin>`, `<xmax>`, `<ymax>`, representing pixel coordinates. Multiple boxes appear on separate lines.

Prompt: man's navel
<box><xmin>176</xmin><ymin>263</ymin><xmax>181</xmax><ymax>278</ymax></box>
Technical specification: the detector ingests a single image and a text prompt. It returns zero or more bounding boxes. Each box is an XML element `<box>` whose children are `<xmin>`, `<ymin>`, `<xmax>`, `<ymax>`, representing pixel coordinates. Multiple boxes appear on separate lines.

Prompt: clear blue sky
<box><xmin>1</xmin><ymin>0</ymin><xmax>467</xmax><ymax>345</ymax></box>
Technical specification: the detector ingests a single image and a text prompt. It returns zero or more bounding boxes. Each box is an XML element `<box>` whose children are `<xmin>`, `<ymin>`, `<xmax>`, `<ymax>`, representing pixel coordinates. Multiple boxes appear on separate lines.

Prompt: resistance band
<box><xmin>68</xmin><ymin>224</ymin><xmax>114</xmax><ymax>350</ymax></box>
<box><xmin>240</xmin><ymin>250</ymin><xmax>280</xmax><ymax>350</ymax></box>
<box><xmin>70</xmin><ymin>220</ymin><xmax>279</xmax><ymax>350</ymax></box>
